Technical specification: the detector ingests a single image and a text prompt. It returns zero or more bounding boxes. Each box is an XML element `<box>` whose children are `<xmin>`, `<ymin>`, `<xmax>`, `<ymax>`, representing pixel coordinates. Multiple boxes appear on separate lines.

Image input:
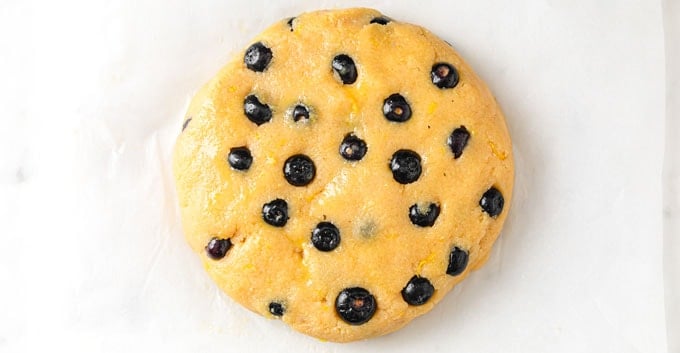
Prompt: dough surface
<box><xmin>173</xmin><ymin>7</ymin><xmax>514</xmax><ymax>342</ymax></box>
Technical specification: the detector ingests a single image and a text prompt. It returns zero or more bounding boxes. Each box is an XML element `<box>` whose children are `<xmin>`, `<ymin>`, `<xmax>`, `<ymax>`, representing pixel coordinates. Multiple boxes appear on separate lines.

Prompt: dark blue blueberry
<box><xmin>480</xmin><ymin>187</ymin><xmax>504</xmax><ymax>217</ymax></box>
<box><xmin>311</xmin><ymin>222</ymin><xmax>340</xmax><ymax>252</ymax></box>
<box><xmin>447</xmin><ymin>126</ymin><xmax>470</xmax><ymax>159</ymax></box>
<box><xmin>409</xmin><ymin>203</ymin><xmax>440</xmax><ymax>227</ymax></box>
<box><xmin>292</xmin><ymin>104</ymin><xmax>310</xmax><ymax>122</ymax></box>
<box><xmin>206</xmin><ymin>237</ymin><xmax>232</xmax><ymax>260</ymax></box>
<box><xmin>244</xmin><ymin>95</ymin><xmax>272</xmax><ymax>126</ymax></box>
<box><xmin>390</xmin><ymin>149</ymin><xmax>422</xmax><ymax>184</ymax></box>
<box><xmin>262</xmin><ymin>199</ymin><xmax>289</xmax><ymax>227</ymax></box>
<box><xmin>283</xmin><ymin>154</ymin><xmax>316</xmax><ymax>186</ymax></box>
<box><xmin>339</xmin><ymin>133</ymin><xmax>367</xmax><ymax>161</ymax></box>
<box><xmin>332</xmin><ymin>54</ymin><xmax>358</xmax><ymax>84</ymax></box>
<box><xmin>269</xmin><ymin>302</ymin><xmax>285</xmax><ymax>316</ymax></box>
<box><xmin>335</xmin><ymin>287</ymin><xmax>376</xmax><ymax>325</ymax></box>
<box><xmin>401</xmin><ymin>276</ymin><xmax>435</xmax><ymax>306</ymax></box>
<box><xmin>446</xmin><ymin>247</ymin><xmax>469</xmax><ymax>276</ymax></box>
<box><xmin>383</xmin><ymin>94</ymin><xmax>412</xmax><ymax>122</ymax></box>
<box><xmin>431</xmin><ymin>62</ymin><xmax>459</xmax><ymax>89</ymax></box>
<box><xmin>228</xmin><ymin>146</ymin><xmax>253</xmax><ymax>171</ymax></box>
<box><xmin>370</xmin><ymin>17</ymin><xmax>391</xmax><ymax>25</ymax></box>
<box><xmin>244</xmin><ymin>42</ymin><xmax>272</xmax><ymax>72</ymax></box>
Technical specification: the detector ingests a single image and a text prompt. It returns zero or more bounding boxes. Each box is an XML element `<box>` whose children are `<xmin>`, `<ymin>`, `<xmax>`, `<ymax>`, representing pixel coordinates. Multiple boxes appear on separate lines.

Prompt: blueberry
<box><xmin>244</xmin><ymin>95</ymin><xmax>272</xmax><ymax>126</ymax></box>
<box><xmin>447</xmin><ymin>126</ymin><xmax>470</xmax><ymax>159</ymax></box>
<box><xmin>480</xmin><ymin>187</ymin><xmax>504</xmax><ymax>217</ymax></box>
<box><xmin>181</xmin><ymin>118</ymin><xmax>192</xmax><ymax>131</ymax></box>
<box><xmin>370</xmin><ymin>17</ymin><xmax>391</xmax><ymax>25</ymax></box>
<box><xmin>262</xmin><ymin>199</ymin><xmax>289</xmax><ymax>227</ymax></box>
<box><xmin>358</xmin><ymin>220</ymin><xmax>378</xmax><ymax>238</ymax></box>
<box><xmin>205</xmin><ymin>237</ymin><xmax>232</xmax><ymax>260</ymax></box>
<box><xmin>431</xmin><ymin>62</ymin><xmax>459</xmax><ymax>89</ymax></box>
<box><xmin>311</xmin><ymin>222</ymin><xmax>340</xmax><ymax>251</ymax></box>
<box><xmin>409</xmin><ymin>203</ymin><xmax>440</xmax><ymax>227</ymax></box>
<box><xmin>446</xmin><ymin>247</ymin><xmax>469</xmax><ymax>276</ymax></box>
<box><xmin>292</xmin><ymin>104</ymin><xmax>310</xmax><ymax>122</ymax></box>
<box><xmin>228</xmin><ymin>146</ymin><xmax>253</xmax><ymax>171</ymax></box>
<box><xmin>401</xmin><ymin>276</ymin><xmax>435</xmax><ymax>306</ymax></box>
<box><xmin>286</xmin><ymin>17</ymin><xmax>295</xmax><ymax>31</ymax></box>
<box><xmin>244</xmin><ymin>42</ymin><xmax>272</xmax><ymax>72</ymax></box>
<box><xmin>335</xmin><ymin>287</ymin><xmax>376</xmax><ymax>325</ymax></box>
<box><xmin>383</xmin><ymin>94</ymin><xmax>412</xmax><ymax>122</ymax></box>
<box><xmin>339</xmin><ymin>133</ymin><xmax>367</xmax><ymax>161</ymax></box>
<box><xmin>390</xmin><ymin>149</ymin><xmax>422</xmax><ymax>184</ymax></box>
<box><xmin>269</xmin><ymin>302</ymin><xmax>285</xmax><ymax>316</ymax></box>
<box><xmin>283</xmin><ymin>154</ymin><xmax>316</xmax><ymax>186</ymax></box>
<box><xmin>332</xmin><ymin>54</ymin><xmax>358</xmax><ymax>84</ymax></box>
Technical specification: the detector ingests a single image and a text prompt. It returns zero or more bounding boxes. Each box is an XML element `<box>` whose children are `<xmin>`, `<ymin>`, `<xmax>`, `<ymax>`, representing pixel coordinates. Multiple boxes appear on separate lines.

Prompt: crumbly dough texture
<box><xmin>173</xmin><ymin>8</ymin><xmax>514</xmax><ymax>342</ymax></box>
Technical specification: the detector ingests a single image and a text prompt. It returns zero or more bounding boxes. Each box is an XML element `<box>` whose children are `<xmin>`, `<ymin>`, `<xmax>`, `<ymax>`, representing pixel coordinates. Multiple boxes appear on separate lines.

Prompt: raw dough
<box><xmin>173</xmin><ymin>7</ymin><xmax>513</xmax><ymax>342</ymax></box>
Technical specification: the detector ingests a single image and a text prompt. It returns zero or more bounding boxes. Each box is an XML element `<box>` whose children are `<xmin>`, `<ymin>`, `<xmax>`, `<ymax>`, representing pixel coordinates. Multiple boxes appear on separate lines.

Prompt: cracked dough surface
<box><xmin>173</xmin><ymin>7</ymin><xmax>513</xmax><ymax>342</ymax></box>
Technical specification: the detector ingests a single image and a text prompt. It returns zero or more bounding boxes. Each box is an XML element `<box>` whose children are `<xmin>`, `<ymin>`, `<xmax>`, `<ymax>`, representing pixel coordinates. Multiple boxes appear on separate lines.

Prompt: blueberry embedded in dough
<box><xmin>243</xmin><ymin>95</ymin><xmax>272</xmax><ymax>126</ymax></box>
<box><xmin>446</xmin><ymin>247</ymin><xmax>469</xmax><ymax>276</ymax></box>
<box><xmin>409</xmin><ymin>203</ymin><xmax>440</xmax><ymax>227</ymax></box>
<box><xmin>283</xmin><ymin>154</ymin><xmax>316</xmax><ymax>186</ymax></box>
<box><xmin>401</xmin><ymin>276</ymin><xmax>435</xmax><ymax>306</ymax></box>
<box><xmin>339</xmin><ymin>133</ymin><xmax>368</xmax><ymax>161</ymax></box>
<box><xmin>431</xmin><ymin>62</ymin><xmax>459</xmax><ymax>89</ymax></box>
<box><xmin>262</xmin><ymin>199</ymin><xmax>289</xmax><ymax>227</ymax></box>
<box><xmin>447</xmin><ymin>126</ymin><xmax>470</xmax><ymax>159</ymax></box>
<box><xmin>479</xmin><ymin>187</ymin><xmax>504</xmax><ymax>217</ymax></box>
<box><xmin>369</xmin><ymin>16</ymin><xmax>391</xmax><ymax>25</ymax></box>
<box><xmin>244</xmin><ymin>42</ymin><xmax>273</xmax><ymax>72</ymax></box>
<box><xmin>311</xmin><ymin>221</ymin><xmax>341</xmax><ymax>251</ymax></box>
<box><xmin>382</xmin><ymin>93</ymin><xmax>412</xmax><ymax>122</ymax></box>
<box><xmin>357</xmin><ymin>219</ymin><xmax>378</xmax><ymax>238</ymax></box>
<box><xmin>335</xmin><ymin>287</ymin><xmax>377</xmax><ymax>325</ymax></box>
<box><xmin>269</xmin><ymin>301</ymin><xmax>285</xmax><ymax>317</ymax></box>
<box><xmin>332</xmin><ymin>54</ymin><xmax>358</xmax><ymax>84</ymax></box>
<box><xmin>291</xmin><ymin>104</ymin><xmax>310</xmax><ymax>122</ymax></box>
<box><xmin>228</xmin><ymin>146</ymin><xmax>253</xmax><ymax>171</ymax></box>
<box><xmin>205</xmin><ymin>237</ymin><xmax>232</xmax><ymax>260</ymax></box>
<box><xmin>390</xmin><ymin>149</ymin><xmax>422</xmax><ymax>184</ymax></box>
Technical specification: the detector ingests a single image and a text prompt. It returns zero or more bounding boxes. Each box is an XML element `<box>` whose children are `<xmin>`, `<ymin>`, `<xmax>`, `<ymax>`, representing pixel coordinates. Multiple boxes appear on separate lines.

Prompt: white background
<box><xmin>1</xmin><ymin>0</ymin><xmax>677</xmax><ymax>352</ymax></box>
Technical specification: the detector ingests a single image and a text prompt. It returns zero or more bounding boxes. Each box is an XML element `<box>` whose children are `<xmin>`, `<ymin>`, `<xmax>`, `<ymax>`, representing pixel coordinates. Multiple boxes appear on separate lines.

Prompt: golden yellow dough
<box><xmin>173</xmin><ymin>8</ymin><xmax>513</xmax><ymax>342</ymax></box>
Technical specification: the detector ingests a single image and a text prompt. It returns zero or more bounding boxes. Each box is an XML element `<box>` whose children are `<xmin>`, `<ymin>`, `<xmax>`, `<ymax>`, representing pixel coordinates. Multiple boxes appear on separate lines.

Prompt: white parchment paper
<box><xmin>663</xmin><ymin>1</ymin><xmax>680</xmax><ymax>352</ymax></box>
<box><xmin>0</xmin><ymin>0</ymin><xmax>672</xmax><ymax>352</ymax></box>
